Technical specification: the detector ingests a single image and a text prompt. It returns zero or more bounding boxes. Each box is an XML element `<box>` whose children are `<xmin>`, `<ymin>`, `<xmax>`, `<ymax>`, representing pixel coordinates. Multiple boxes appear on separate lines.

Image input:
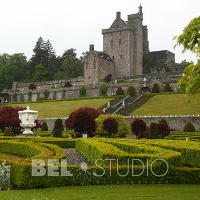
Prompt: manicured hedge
<box><xmin>166</xmin><ymin>131</ymin><xmax>200</xmax><ymax>142</ymax></box>
<box><xmin>0</xmin><ymin>136</ymin><xmax>76</xmax><ymax>148</ymax></box>
<box><xmin>1</xmin><ymin>138</ymin><xmax>200</xmax><ymax>189</ymax></box>
<box><xmin>130</xmin><ymin>139</ymin><xmax>200</xmax><ymax>167</ymax></box>
<box><xmin>95</xmin><ymin>114</ymin><xmax>131</xmax><ymax>137</ymax></box>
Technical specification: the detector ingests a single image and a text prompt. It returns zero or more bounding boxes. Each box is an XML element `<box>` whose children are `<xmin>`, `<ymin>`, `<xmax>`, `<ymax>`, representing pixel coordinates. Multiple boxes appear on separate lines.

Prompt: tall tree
<box><xmin>54</xmin><ymin>48</ymin><xmax>83</xmax><ymax>80</ymax></box>
<box><xmin>30</xmin><ymin>37</ymin><xmax>46</xmax><ymax>67</ymax></box>
<box><xmin>176</xmin><ymin>16</ymin><xmax>200</xmax><ymax>95</ymax></box>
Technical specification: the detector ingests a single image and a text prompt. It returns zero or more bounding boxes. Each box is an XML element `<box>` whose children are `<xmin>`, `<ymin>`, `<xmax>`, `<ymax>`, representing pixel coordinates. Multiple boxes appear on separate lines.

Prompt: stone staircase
<box><xmin>103</xmin><ymin>95</ymin><xmax>142</xmax><ymax>114</ymax></box>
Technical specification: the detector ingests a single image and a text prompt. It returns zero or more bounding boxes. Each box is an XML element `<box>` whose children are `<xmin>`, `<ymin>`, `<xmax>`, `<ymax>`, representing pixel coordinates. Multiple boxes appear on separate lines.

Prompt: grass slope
<box><xmin>9</xmin><ymin>97</ymin><xmax>112</xmax><ymax>118</ymax></box>
<box><xmin>131</xmin><ymin>94</ymin><xmax>200</xmax><ymax>116</ymax></box>
<box><xmin>1</xmin><ymin>185</ymin><xmax>200</xmax><ymax>200</ymax></box>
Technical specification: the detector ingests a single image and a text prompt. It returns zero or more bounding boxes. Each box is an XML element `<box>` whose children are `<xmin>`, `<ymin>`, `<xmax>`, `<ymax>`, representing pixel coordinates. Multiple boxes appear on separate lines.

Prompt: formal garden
<box><xmin>0</xmin><ymin>102</ymin><xmax>200</xmax><ymax>199</ymax></box>
<box><xmin>0</xmin><ymin>8</ymin><xmax>199</xmax><ymax>200</ymax></box>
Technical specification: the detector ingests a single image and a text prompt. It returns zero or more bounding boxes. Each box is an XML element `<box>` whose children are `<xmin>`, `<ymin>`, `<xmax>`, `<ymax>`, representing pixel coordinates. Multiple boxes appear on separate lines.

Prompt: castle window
<box><xmin>120</xmin><ymin>55</ymin><xmax>123</xmax><ymax>59</ymax></box>
<box><xmin>119</xmin><ymin>39</ymin><xmax>121</xmax><ymax>45</ymax></box>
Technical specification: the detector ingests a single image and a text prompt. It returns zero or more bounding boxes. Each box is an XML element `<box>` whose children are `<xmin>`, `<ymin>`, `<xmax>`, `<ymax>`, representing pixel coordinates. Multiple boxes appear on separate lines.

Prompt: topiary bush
<box><xmin>150</xmin><ymin>122</ymin><xmax>158</xmax><ymax>139</ymax></box>
<box><xmin>64</xmin><ymin>81</ymin><xmax>72</xmax><ymax>87</ymax></box>
<box><xmin>131</xmin><ymin>119</ymin><xmax>146</xmax><ymax>139</ymax></box>
<box><xmin>127</xmin><ymin>86</ymin><xmax>136</xmax><ymax>97</ymax></box>
<box><xmin>100</xmin><ymin>84</ymin><xmax>108</xmax><ymax>96</ymax></box>
<box><xmin>12</xmin><ymin>93</ymin><xmax>17</xmax><ymax>102</ymax></box>
<box><xmin>53</xmin><ymin>119</ymin><xmax>64</xmax><ymax>138</ymax></box>
<box><xmin>3</xmin><ymin>128</ymin><xmax>13</xmax><ymax>136</ymax></box>
<box><xmin>159</xmin><ymin>119</ymin><xmax>168</xmax><ymax>125</ymax></box>
<box><xmin>29</xmin><ymin>83</ymin><xmax>36</xmax><ymax>90</ymax></box>
<box><xmin>103</xmin><ymin>117</ymin><xmax>118</xmax><ymax>138</ymax></box>
<box><xmin>104</xmin><ymin>74</ymin><xmax>112</xmax><ymax>83</ymax></box>
<box><xmin>95</xmin><ymin>114</ymin><xmax>131</xmax><ymax>137</ymax></box>
<box><xmin>164</xmin><ymin>84</ymin><xmax>173</xmax><ymax>92</ymax></box>
<box><xmin>79</xmin><ymin>86</ymin><xmax>86</xmax><ymax>97</ymax></box>
<box><xmin>0</xmin><ymin>106</ymin><xmax>25</xmax><ymax>134</ymax></box>
<box><xmin>116</xmin><ymin>87</ymin><xmax>124</xmax><ymax>96</ymax></box>
<box><xmin>43</xmin><ymin>89</ymin><xmax>50</xmax><ymax>99</ymax></box>
<box><xmin>152</xmin><ymin>83</ymin><xmax>160</xmax><ymax>93</ymax></box>
<box><xmin>41</xmin><ymin>122</ymin><xmax>48</xmax><ymax>131</ymax></box>
<box><xmin>32</xmin><ymin>120</ymin><xmax>42</xmax><ymax>131</ymax></box>
<box><xmin>184</xmin><ymin>122</ymin><xmax>195</xmax><ymax>132</ymax></box>
<box><xmin>65</xmin><ymin>107</ymin><xmax>104</xmax><ymax>130</ymax></box>
<box><xmin>157</xmin><ymin>121</ymin><xmax>170</xmax><ymax>138</ymax></box>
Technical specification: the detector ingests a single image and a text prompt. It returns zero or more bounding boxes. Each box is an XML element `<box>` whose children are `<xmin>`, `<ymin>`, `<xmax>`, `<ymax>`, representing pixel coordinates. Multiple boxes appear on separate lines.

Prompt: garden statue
<box><xmin>143</xmin><ymin>78</ymin><xmax>147</xmax><ymax>87</ymax></box>
<box><xmin>18</xmin><ymin>106</ymin><xmax>38</xmax><ymax>135</ymax></box>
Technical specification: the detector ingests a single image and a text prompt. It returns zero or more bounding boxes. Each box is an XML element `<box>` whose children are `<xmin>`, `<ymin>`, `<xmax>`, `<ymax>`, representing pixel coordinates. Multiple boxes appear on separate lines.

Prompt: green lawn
<box><xmin>131</xmin><ymin>94</ymin><xmax>200</xmax><ymax>116</ymax></box>
<box><xmin>0</xmin><ymin>185</ymin><xmax>200</xmax><ymax>200</ymax></box>
<box><xmin>9</xmin><ymin>98</ymin><xmax>111</xmax><ymax>118</ymax></box>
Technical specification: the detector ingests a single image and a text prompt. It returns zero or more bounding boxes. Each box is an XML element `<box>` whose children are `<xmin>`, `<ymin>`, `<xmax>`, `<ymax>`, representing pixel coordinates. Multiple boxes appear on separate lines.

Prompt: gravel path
<box><xmin>63</xmin><ymin>148</ymin><xmax>89</xmax><ymax>166</ymax></box>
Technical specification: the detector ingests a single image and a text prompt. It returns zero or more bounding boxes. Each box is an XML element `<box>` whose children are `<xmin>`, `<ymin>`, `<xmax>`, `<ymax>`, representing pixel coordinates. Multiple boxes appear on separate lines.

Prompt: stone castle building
<box><xmin>84</xmin><ymin>5</ymin><xmax>175</xmax><ymax>84</ymax></box>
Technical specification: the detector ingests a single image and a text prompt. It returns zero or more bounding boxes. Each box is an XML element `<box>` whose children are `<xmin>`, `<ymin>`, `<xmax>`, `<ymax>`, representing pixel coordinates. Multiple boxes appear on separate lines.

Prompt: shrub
<box><xmin>65</xmin><ymin>107</ymin><xmax>104</xmax><ymax>130</ymax></box>
<box><xmin>103</xmin><ymin>118</ymin><xmax>118</xmax><ymax>137</ymax></box>
<box><xmin>3</xmin><ymin>128</ymin><xmax>13</xmax><ymax>136</ymax></box>
<box><xmin>44</xmin><ymin>89</ymin><xmax>49</xmax><ymax>99</ymax></box>
<box><xmin>127</xmin><ymin>86</ymin><xmax>136</xmax><ymax>97</ymax></box>
<box><xmin>150</xmin><ymin>122</ymin><xmax>158</xmax><ymax>139</ymax></box>
<box><xmin>116</xmin><ymin>87</ymin><xmax>124</xmax><ymax>95</ymax></box>
<box><xmin>138</xmin><ymin>127</ymin><xmax>150</xmax><ymax>139</ymax></box>
<box><xmin>159</xmin><ymin>119</ymin><xmax>168</xmax><ymax>125</ymax></box>
<box><xmin>19</xmin><ymin>95</ymin><xmax>24</xmax><ymax>102</ymax></box>
<box><xmin>95</xmin><ymin>114</ymin><xmax>131</xmax><ymax>137</ymax></box>
<box><xmin>12</xmin><ymin>93</ymin><xmax>17</xmax><ymax>102</ymax></box>
<box><xmin>131</xmin><ymin>119</ymin><xmax>146</xmax><ymax>138</ymax></box>
<box><xmin>32</xmin><ymin>120</ymin><xmax>42</xmax><ymax>131</ymax></box>
<box><xmin>27</xmin><ymin>91</ymin><xmax>32</xmax><ymax>101</ymax></box>
<box><xmin>53</xmin><ymin>119</ymin><xmax>64</xmax><ymax>138</ymax></box>
<box><xmin>41</xmin><ymin>122</ymin><xmax>48</xmax><ymax>131</ymax></box>
<box><xmin>73</xmin><ymin>110</ymin><xmax>96</xmax><ymax>137</ymax></box>
<box><xmin>29</xmin><ymin>83</ymin><xmax>36</xmax><ymax>90</ymax></box>
<box><xmin>164</xmin><ymin>84</ymin><xmax>173</xmax><ymax>92</ymax></box>
<box><xmin>79</xmin><ymin>86</ymin><xmax>86</xmax><ymax>97</ymax></box>
<box><xmin>64</xmin><ymin>81</ymin><xmax>72</xmax><ymax>87</ymax></box>
<box><xmin>157</xmin><ymin>122</ymin><xmax>170</xmax><ymax>138</ymax></box>
<box><xmin>0</xmin><ymin>106</ymin><xmax>25</xmax><ymax>134</ymax></box>
<box><xmin>184</xmin><ymin>122</ymin><xmax>195</xmax><ymax>132</ymax></box>
<box><xmin>104</xmin><ymin>74</ymin><xmax>112</xmax><ymax>83</ymax></box>
<box><xmin>100</xmin><ymin>84</ymin><xmax>108</xmax><ymax>96</ymax></box>
<box><xmin>152</xmin><ymin>83</ymin><xmax>160</xmax><ymax>93</ymax></box>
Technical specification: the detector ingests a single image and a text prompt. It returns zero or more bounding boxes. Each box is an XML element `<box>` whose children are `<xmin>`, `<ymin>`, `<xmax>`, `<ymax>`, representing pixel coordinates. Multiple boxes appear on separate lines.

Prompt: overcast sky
<box><xmin>0</xmin><ymin>0</ymin><xmax>199</xmax><ymax>63</ymax></box>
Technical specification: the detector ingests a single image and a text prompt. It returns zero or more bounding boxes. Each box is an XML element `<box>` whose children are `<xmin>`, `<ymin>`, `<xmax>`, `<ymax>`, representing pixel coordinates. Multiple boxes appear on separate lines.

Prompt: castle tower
<box><xmin>127</xmin><ymin>4</ymin><xmax>144</xmax><ymax>75</ymax></box>
<box><xmin>102</xmin><ymin>12</ymin><xmax>135</xmax><ymax>79</ymax></box>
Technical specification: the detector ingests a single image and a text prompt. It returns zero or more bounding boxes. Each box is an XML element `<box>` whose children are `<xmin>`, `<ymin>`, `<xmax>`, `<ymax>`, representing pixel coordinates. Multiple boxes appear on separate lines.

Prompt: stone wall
<box><xmin>38</xmin><ymin>115</ymin><xmax>200</xmax><ymax>132</ymax></box>
<box><xmin>7</xmin><ymin>78</ymin><xmax>181</xmax><ymax>103</ymax></box>
<box><xmin>125</xmin><ymin>115</ymin><xmax>200</xmax><ymax>132</ymax></box>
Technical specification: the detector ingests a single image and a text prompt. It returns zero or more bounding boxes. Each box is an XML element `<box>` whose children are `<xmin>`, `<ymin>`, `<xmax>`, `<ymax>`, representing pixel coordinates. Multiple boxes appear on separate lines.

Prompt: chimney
<box><xmin>89</xmin><ymin>44</ymin><xmax>94</xmax><ymax>52</ymax></box>
<box><xmin>116</xmin><ymin>11</ymin><xmax>121</xmax><ymax>19</ymax></box>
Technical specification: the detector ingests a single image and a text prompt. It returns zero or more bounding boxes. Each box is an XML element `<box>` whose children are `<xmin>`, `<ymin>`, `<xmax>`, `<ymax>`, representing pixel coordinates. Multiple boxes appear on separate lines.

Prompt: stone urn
<box><xmin>18</xmin><ymin>106</ymin><xmax>38</xmax><ymax>135</ymax></box>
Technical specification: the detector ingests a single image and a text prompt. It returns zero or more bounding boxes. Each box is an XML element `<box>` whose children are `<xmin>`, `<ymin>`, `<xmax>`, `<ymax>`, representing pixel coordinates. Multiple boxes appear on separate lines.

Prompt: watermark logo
<box><xmin>32</xmin><ymin>157</ymin><xmax>169</xmax><ymax>179</ymax></box>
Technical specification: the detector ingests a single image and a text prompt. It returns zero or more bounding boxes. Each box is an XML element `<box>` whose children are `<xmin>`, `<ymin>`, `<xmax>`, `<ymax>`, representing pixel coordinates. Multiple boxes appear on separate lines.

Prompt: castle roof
<box><xmin>102</xmin><ymin>12</ymin><xmax>133</xmax><ymax>34</ymax></box>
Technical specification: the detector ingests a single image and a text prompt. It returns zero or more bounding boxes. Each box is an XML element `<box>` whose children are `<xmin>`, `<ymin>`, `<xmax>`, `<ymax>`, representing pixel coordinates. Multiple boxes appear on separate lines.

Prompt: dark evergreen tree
<box><xmin>152</xmin><ymin>83</ymin><xmax>160</xmax><ymax>93</ymax></box>
<box><xmin>53</xmin><ymin>119</ymin><xmax>64</xmax><ymax>138</ymax></box>
<box><xmin>30</xmin><ymin>37</ymin><xmax>46</xmax><ymax>67</ymax></box>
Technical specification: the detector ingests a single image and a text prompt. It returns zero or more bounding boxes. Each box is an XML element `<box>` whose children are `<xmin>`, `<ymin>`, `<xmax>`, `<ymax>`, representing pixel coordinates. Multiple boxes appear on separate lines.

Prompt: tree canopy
<box><xmin>176</xmin><ymin>16</ymin><xmax>200</xmax><ymax>95</ymax></box>
<box><xmin>0</xmin><ymin>37</ymin><xmax>84</xmax><ymax>90</ymax></box>
<box><xmin>175</xmin><ymin>16</ymin><xmax>200</xmax><ymax>56</ymax></box>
